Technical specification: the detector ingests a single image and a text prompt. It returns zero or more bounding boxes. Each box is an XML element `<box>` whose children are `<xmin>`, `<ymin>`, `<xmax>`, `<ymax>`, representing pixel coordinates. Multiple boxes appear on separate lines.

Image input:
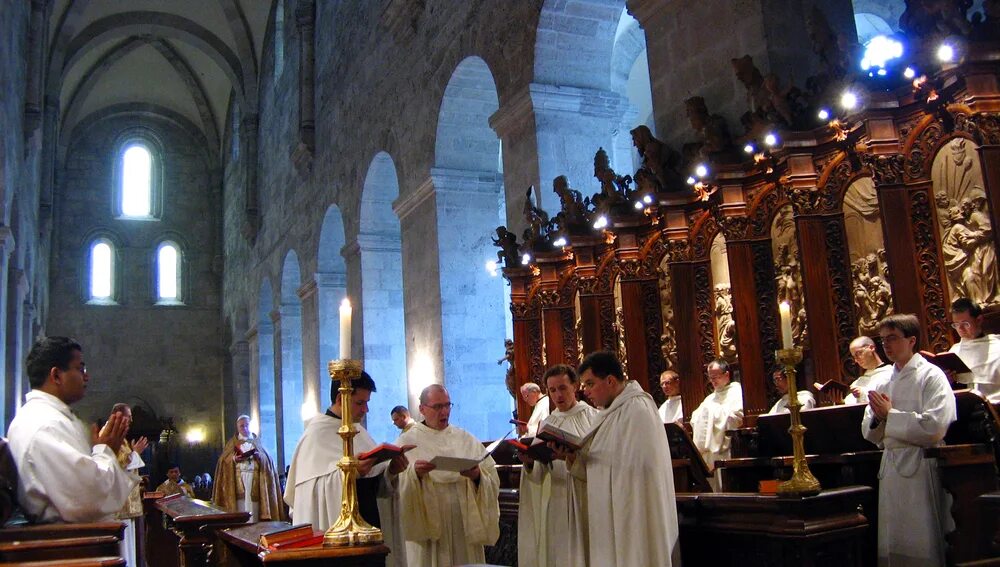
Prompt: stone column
<box><xmin>292</xmin><ymin>0</ymin><xmax>315</xmax><ymax>173</ymax></box>
<box><xmin>269</xmin><ymin>309</ymin><xmax>285</xmax><ymax>471</ymax></box>
<box><xmin>23</xmin><ymin>0</ymin><xmax>46</xmax><ymax>140</ymax></box>
<box><xmin>490</xmin><ymin>87</ymin><xmax>542</xmax><ymax>235</ymax></box>
<box><xmin>246</xmin><ymin>326</ymin><xmax>261</xmax><ymax>436</ymax></box>
<box><xmin>229</xmin><ymin>339</ymin><xmax>251</xmax><ymax>426</ymax></box>
<box><xmin>16</xmin><ymin>299</ymin><xmax>34</xmax><ymax>412</ymax></box>
<box><xmin>5</xmin><ymin>269</ymin><xmax>27</xmax><ymax>422</ymax></box>
<box><xmin>0</xmin><ymin>227</ymin><xmax>14</xmax><ymax>427</ymax></box>
<box><xmin>241</xmin><ymin>114</ymin><xmax>260</xmax><ymax>242</ymax></box>
<box><xmin>278</xmin><ymin>300</ymin><xmax>303</xmax><ymax>463</ymax></box>
<box><xmin>297</xmin><ymin>278</ymin><xmax>320</xmax><ymax>417</ymax></box>
<box><xmin>314</xmin><ymin>271</ymin><xmax>346</xmax><ymax>367</ymax></box>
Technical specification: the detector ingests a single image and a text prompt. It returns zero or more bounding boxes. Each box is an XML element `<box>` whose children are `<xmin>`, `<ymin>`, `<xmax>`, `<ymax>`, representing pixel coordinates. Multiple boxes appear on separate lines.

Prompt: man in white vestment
<box><xmin>390</xmin><ymin>405</ymin><xmax>416</xmax><ymax>432</ymax></box>
<box><xmin>392</xmin><ymin>384</ymin><xmax>500</xmax><ymax>567</ymax></box>
<box><xmin>690</xmin><ymin>358</ymin><xmax>744</xmax><ymax>471</ymax></box>
<box><xmin>766</xmin><ymin>369</ymin><xmax>816</xmax><ymax>415</ymax></box>
<box><xmin>948</xmin><ymin>297</ymin><xmax>1000</xmax><ymax>402</ymax></box>
<box><xmin>863</xmin><ymin>314</ymin><xmax>956</xmax><ymax>566</ymax></box>
<box><xmin>7</xmin><ymin>337</ymin><xmax>136</xmax><ymax>523</ymax></box>
<box><xmin>845</xmin><ymin>335</ymin><xmax>893</xmax><ymax>404</ymax></box>
<box><xmin>520</xmin><ymin>382</ymin><xmax>550</xmax><ymax>437</ymax></box>
<box><xmin>518</xmin><ymin>364</ymin><xmax>599</xmax><ymax>567</ymax></box>
<box><xmin>284</xmin><ymin>372</ymin><xmax>408</xmax><ymax>565</ymax></box>
<box><xmin>658</xmin><ymin>370</ymin><xmax>683</xmax><ymax>423</ymax></box>
<box><xmin>565</xmin><ymin>351</ymin><xmax>680</xmax><ymax>567</ymax></box>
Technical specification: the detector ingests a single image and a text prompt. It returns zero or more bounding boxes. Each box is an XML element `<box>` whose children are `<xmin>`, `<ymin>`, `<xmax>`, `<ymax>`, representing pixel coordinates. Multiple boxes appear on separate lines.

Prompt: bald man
<box><xmin>845</xmin><ymin>336</ymin><xmax>892</xmax><ymax>404</ymax></box>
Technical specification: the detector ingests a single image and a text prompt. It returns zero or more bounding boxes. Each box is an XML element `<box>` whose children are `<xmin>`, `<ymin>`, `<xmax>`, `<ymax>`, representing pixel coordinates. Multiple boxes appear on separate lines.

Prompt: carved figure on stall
<box><xmin>522</xmin><ymin>186</ymin><xmax>551</xmax><ymax>246</ymax></box>
<box><xmin>592</xmin><ymin>147</ymin><xmax>630</xmax><ymax>211</ymax></box>
<box><xmin>497</xmin><ymin>339</ymin><xmax>517</xmax><ymax>399</ymax></box>
<box><xmin>492</xmin><ymin>226</ymin><xmax>520</xmax><ymax>267</ymax></box>
<box><xmin>961</xmin><ymin>196</ymin><xmax>999</xmax><ymax>305</ymax></box>
<box><xmin>613</xmin><ymin>306</ymin><xmax>630</xmax><ymax>378</ymax></box>
<box><xmin>805</xmin><ymin>6</ymin><xmax>860</xmax><ymax>98</ymax></box>
<box><xmin>714</xmin><ymin>284</ymin><xmax>738</xmax><ymax>362</ymax></box>
<box><xmin>853</xmin><ymin>252</ymin><xmax>894</xmax><ymax>335</ymax></box>
<box><xmin>630</xmin><ymin>126</ymin><xmax>685</xmax><ymax>192</ymax></box>
<box><xmin>551</xmin><ymin>175</ymin><xmax>590</xmax><ymax>232</ymax></box>
<box><xmin>731</xmin><ymin>55</ymin><xmax>772</xmax><ymax>137</ymax></box>
<box><xmin>683</xmin><ymin>96</ymin><xmax>734</xmax><ymax>161</ymax></box>
<box><xmin>762</xmin><ymin>74</ymin><xmax>802</xmax><ymax>128</ymax></box>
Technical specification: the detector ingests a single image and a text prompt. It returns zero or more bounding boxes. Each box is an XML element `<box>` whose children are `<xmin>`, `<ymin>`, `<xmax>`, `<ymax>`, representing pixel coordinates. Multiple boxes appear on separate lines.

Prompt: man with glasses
<box><xmin>690</xmin><ymin>358</ymin><xmax>744</xmax><ymax>474</ymax></box>
<box><xmin>862</xmin><ymin>314</ymin><xmax>956</xmax><ymax>566</ymax></box>
<box><xmin>947</xmin><ymin>297</ymin><xmax>1000</xmax><ymax>402</ymax></box>
<box><xmin>7</xmin><ymin>337</ymin><xmax>136</xmax><ymax>522</ymax></box>
<box><xmin>844</xmin><ymin>335</ymin><xmax>892</xmax><ymax>404</ymax></box>
<box><xmin>391</xmin><ymin>384</ymin><xmax>500</xmax><ymax>567</ymax></box>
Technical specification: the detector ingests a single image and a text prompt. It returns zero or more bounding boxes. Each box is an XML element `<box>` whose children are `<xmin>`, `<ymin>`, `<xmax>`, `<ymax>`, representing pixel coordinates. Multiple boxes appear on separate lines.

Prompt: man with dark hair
<box><xmin>284</xmin><ymin>371</ymin><xmax>408</xmax><ymax>540</ymax></box>
<box><xmin>566</xmin><ymin>351</ymin><xmax>680</xmax><ymax>566</ymax></box>
<box><xmin>7</xmin><ymin>337</ymin><xmax>136</xmax><ymax>522</ymax></box>
<box><xmin>690</xmin><ymin>358</ymin><xmax>744</xmax><ymax>473</ymax></box>
<box><xmin>765</xmin><ymin>369</ymin><xmax>815</xmax><ymax>415</ymax></box>
<box><xmin>948</xmin><ymin>297</ymin><xmax>1000</xmax><ymax>402</ymax></box>
<box><xmin>390</xmin><ymin>405</ymin><xmax>415</xmax><ymax>432</ymax></box>
<box><xmin>393</xmin><ymin>384</ymin><xmax>500</xmax><ymax>567</ymax></box>
<box><xmin>519</xmin><ymin>364</ymin><xmax>598</xmax><ymax>567</ymax></box>
<box><xmin>156</xmin><ymin>464</ymin><xmax>195</xmax><ymax>497</ymax></box>
<box><xmin>863</xmin><ymin>313</ymin><xmax>956</xmax><ymax>565</ymax></box>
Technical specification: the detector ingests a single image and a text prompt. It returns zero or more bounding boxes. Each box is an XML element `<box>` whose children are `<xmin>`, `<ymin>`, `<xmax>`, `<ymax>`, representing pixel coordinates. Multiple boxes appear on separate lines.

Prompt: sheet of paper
<box><xmin>429</xmin><ymin>455</ymin><xmax>482</xmax><ymax>472</ymax></box>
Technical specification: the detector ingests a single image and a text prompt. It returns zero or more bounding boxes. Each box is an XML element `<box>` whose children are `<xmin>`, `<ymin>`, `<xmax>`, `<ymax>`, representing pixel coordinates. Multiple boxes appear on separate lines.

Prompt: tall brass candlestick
<box><xmin>775</xmin><ymin>347</ymin><xmax>821</xmax><ymax>495</ymax></box>
<box><xmin>324</xmin><ymin>358</ymin><xmax>383</xmax><ymax>546</ymax></box>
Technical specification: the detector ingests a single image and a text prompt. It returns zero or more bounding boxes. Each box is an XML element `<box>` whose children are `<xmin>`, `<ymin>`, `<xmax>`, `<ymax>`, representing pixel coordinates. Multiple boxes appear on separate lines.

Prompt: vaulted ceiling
<box><xmin>49</xmin><ymin>0</ymin><xmax>274</xmax><ymax>155</ymax></box>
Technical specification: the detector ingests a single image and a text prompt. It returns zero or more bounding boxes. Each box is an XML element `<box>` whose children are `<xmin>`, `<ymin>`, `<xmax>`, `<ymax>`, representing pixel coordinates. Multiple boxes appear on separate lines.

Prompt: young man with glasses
<box><xmin>844</xmin><ymin>335</ymin><xmax>892</xmax><ymax>404</ymax></box>
<box><xmin>947</xmin><ymin>297</ymin><xmax>1000</xmax><ymax>402</ymax></box>
<box><xmin>862</xmin><ymin>314</ymin><xmax>956</xmax><ymax>566</ymax></box>
<box><xmin>391</xmin><ymin>384</ymin><xmax>500</xmax><ymax>567</ymax></box>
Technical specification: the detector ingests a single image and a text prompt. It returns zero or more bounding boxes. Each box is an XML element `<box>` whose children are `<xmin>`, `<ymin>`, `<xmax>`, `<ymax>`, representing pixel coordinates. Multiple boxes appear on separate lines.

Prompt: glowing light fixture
<box><xmin>642</xmin><ymin>194</ymin><xmax>653</xmax><ymax>204</ymax></box>
<box><xmin>694</xmin><ymin>164</ymin><xmax>708</xmax><ymax>178</ymax></box>
<box><xmin>186</xmin><ymin>427</ymin><xmax>206</xmax><ymax>444</ymax></box>
<box><xmin>764</xmin><ymin>133</ymin><xmax>778</xmax><ymax>147</ymax></box>
<box><xmin>553</xmin><ymin>237</ymin><xmax>567</xmax><ymax>247</ymax></box>
<box><xmin>840</xmin><ymin>91</ymin><xmax>859</xmax><ymax>110</ymax></box>
<box><xmin>860</xmin><ymin>35</ymin><xmax>904</xmax><ymax>71</ymax></box>
<box><xmin>521</xmin><ymin>253</ymin><xmax>531</xmax><ymax>265</ymax></box>
<box><xmin>593</xmin><ymin>215</ymin><xmax>608</xmax><ymax>229</ymax></box>
<box><xmin>634</xmin><ymin>201</ymin><xmax>644</xmax><ymax>210</ymax></box>
<box><xmin>485</xmin><ymin>260</ymin><xmax>499</xmax><ymax>276</ymax></box>
<box><xmin>936</xmin><ymin>43</ymin><xmax>954</xmax><ymax>62</ymax></box>
<box><xmin>743</xmin><ymin>143</ymin><xmax>755</xmax><ymax>154</ymax></box>
<box><xmin>903</xmin><ymin>67</ymin><xmax>916</xmax><ymax>79</ymax></box>
<box><xmin>817</xmin><ymin>108</ymin><xmax>830</xmax><ymax>120</ymax></box>
<box><xmin>686</xmin><ymin>176</ymin><xmax>696</xmax><ymax>185</ymax></box>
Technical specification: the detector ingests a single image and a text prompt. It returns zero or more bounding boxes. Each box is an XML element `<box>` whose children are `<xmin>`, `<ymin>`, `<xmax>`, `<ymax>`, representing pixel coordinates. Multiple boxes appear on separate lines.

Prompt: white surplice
<box><xmin>518</xmin><ymin>402</ymin><xmax>599</xmax><ymax>567</ymax></box>
<box><xmin>766</xmin><ymin>390</ymin><xmax>816</xmax><ymax>415</ymax></box>
<box><xmin>949</xmin><ymin>334</ymin><xmax>1000</xmax><ymax>402</ymax></box>
<box><xmin>394</xmin><ymin>422</ymin><xmax>500</xmax><ymax>567</ymax></box>
<box><xmin>571</xmin><ymin>380</ymin><xmax>681</xmax><ymax>567</ymax></box>
<box><xmin>690</xmin><ymin>381</ymin><xmax>744</xmax><ymax>470</ymax></box>
<box><xmin>658</xmin><ymin>396</ymin><xmax>683</xmax><ymax>424</ymax></box>
<box><xmin>526</xmin><ymin>396</ymin><xmax>551</xmax><ymax>437</ymax></box>
<box><xmin>283</xmin><ymin>413</ymin><xmax>403</xmax><ymax>566</ymax></box>
<box><xmin>6</xmin><ymin>390</ymin><xmax>136</xmax><ymax>522</ymax></box>
<box><xmin>845</xmin><ymin>364</ymin><xmax>893</xmax><ymax>404</ymax></box>
<box><xmin>862</xmin><ymin>354</ymin><xmax>957</xmax><ymax>566</ymax></box>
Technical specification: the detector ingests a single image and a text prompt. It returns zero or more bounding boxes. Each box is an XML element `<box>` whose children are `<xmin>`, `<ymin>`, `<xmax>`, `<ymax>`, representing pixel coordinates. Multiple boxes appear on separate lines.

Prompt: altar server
<box><xmin>948</xmin><ymin>297</ymin><xmax>1000</xmax><ymax>402</ymax></box>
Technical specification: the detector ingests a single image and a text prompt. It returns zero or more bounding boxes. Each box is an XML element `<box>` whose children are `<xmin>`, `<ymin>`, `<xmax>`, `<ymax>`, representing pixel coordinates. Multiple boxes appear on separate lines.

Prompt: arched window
<box><xmin>121</xmin><ymin>144</ymin><xmax>152</xmax><ymax>217</ymax></box>
<box><xmin>156</xmin><ymin>242</ymin><xmax>182</xmax><ymax>303</ymax></box>
<box><xmin>89</xmin><ymin>239</ymin><xmax>115</xmax><ymax>303</ymax></box>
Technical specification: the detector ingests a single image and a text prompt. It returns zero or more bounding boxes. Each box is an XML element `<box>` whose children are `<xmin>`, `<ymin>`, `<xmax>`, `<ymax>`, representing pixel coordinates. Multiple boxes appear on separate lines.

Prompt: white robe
<box><xmin>6</xmin><ymin>390</ymin><xmax>136</xmax><ymax>523</ymax></box>
<box><xmin>845</xmin><ymin>364</ymin><xmax>893</xmax><ymax>404</ymax></box>
<box><xmin>658</xmin><ymin>396</ymin><xmax>683</xmax><ymax>423</ymax></box>
<box><xmin>571</xmin><ymin>381</ymin><xmax>681</xmax><ymax>567</ymax></box>
<box><xmin>690</xmin><ymin>381</ymin><xmax>744</xmax><ymax>470</ymax></box>
<box><xmin>518</xmin><ymin>402</ymin><xmax>599</xmax><ymax>567</ymax></box>
<box><xmin>394</xmin><ymin>422</ymin><xmax>500</xmax><ymax>567</ymax></box>
<box><xmin>766</xmin><ymin>390</ymin><xmax>816</xmax><ymax>415</ymax></box>
<box><xmin>862</xmin><ymin>354</ymin><xmax>957</xmax><ymax>566</ymax></box>
<box><xmin>526</xmin><ymin>396</ymin><xmax>551</xmax><ymax>437</ymax></box>
<box><xmin>283</xmin><ymin>414</ymin><xmax>403</xmax><ymax>566</ymax></box>
<box><xmin>949</xmin><ymin>334</ymin><xmax>1000</xmax><ymax>402</ymax></box>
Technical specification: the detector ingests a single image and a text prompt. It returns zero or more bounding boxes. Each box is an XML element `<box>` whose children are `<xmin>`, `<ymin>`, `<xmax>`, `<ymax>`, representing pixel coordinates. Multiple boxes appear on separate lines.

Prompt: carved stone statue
<box><xmin>521</xmin><ymin>185</ymin><xmax>551</xmax><ymax>246</ymax></box>
<box><xmin>683</xmin><ymin>96</ymin><xmax>734</xmax><ymax>160</ymax></box>
<box><xmin>498</xmin><ymin>338</ymin><xmax>517</xmax><ymax>399</ymax></box>
<box><xmin>492</xmin><ymin>226</ymin><xmax>520</xmax><ymax>267</ymax></box>
<box><xmin>551</xmin><ymin>175</ymin><xmax>589</xmax><ymax>232</ymax></box>
<box><xmin>658</xmin><ymin>260</ymin><xmax>677</xmax><ymax>369</ymax></box>
<box><xmin>630</xmin><ymin>125</ymin><xmax>685</xmax><ymax>192</ymax></box>
<box><xmin>853</xmin><ymin>252</ymin><xmax>894</xmax><ymax>335</ymax></box>
<box><xmin>613</xmin><ymin>306</ymin><xmax>630</xmax><ymax>378</ymax></box>
<box><xmin>714</xmin><ymin>283</ymin><xmax>738</xmax><ymax>362</ymax></box>
<box><xmin>592</xmin><ymin>147</ymin><xmax>630</xmax><ymax>211</ymax></box>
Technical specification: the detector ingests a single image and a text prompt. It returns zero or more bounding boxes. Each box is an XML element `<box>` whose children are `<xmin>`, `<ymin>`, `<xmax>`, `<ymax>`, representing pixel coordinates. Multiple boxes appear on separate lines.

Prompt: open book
<box><xmin>236</xmin><ymin>441</ymin><xmax>258</xmax><ymax>461</ymax></box>
<box><xmin>429</xmin><ymin>432</ymin><xmax>512</xmax><ymax>472</ymax></box>
<box><xmin>357</xmin><ymin>443</ymin><xmax>416</xmax><ymax>464</ymax></box>
<box><xmin>507</xmin><ymin>437</ymin><xmax>556</xmax><ymax>464</ymax></box>
<box><xmin>920</xmin><ymin>351</ymin><xmax>971</xmax><ymax>374</ymax></box>
<box><xmin>536</xmin><ymin>421</ymin><xmax>583</xmax><ymax>451</ymax></box>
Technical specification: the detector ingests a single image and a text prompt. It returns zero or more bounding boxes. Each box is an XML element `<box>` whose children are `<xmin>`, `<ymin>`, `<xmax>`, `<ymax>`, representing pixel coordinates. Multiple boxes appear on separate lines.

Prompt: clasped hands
<box><xmin>91</xmin><ymin>411</ymin><xmax>130</xmax><ymax>453</ymax></box>
<box><xmin>867</xmin><ymin>390</ymin><xmax>892</xmax><ymax>421</ymax></box>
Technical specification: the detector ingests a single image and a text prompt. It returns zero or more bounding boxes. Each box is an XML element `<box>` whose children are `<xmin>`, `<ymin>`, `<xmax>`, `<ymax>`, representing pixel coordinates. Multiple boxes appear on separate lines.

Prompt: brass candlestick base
<box><xmin>775</xmin><ymin>348</ymin><xmax>821</xmax><ymax>496</ymax></box>
<box><xmin>324</xmin><ymin>358</ymin><xmax>384</xmax><ymax>547</ymax></box>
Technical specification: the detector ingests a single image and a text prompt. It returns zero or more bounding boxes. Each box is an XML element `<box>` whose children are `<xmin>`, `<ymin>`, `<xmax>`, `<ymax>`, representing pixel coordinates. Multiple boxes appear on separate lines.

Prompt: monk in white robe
<box><xmin>568</xmin><ymin>351</ymin><xmax>681</xmax><ymax>567</ymax></box>
<box><xmin>518</xmin><ymin>365</ymin><xmax>599</xmax><ymax>567</ymax></box>
<box><xmin>948</xmin><ymin>298</ymin><xmax>1000</xmax><ymax>402</ymax></box>
<box><xmin>863</xmin><ymin>314</ymin><xmax>956</xmax><ymax>566</ymax></box>
<box><xmin>520</xmin><ymin>382</ymin><xmax>550</xmax><ymax>437</ymax></box>
<box><xmin>284</xmin><ymin>372</ymin><xmax>408</xmax><ymax>566</ymax></box>
<box><xmin>393</xmin><ymin>384</ymin><xmax>500</xmax><ymax>567</ymax></box>
<box><xmin>7</xmin><ymin>337</ymin><xmax>136</xmax><ymax>523</ymax></box>
<box><xmin>846</xmin><ymin>336</ymin><xmax>893</xmax><ymax>404</ymax></box>
<box><xmin>690</xmin><ymin>359</ymin><xmax>744</xmax><ymax>471</ymax></box>
<box><xmin>657</xmin><ymin>370</ymin><xmax>683</xmax><ymax>423</ymax></box>
<box><xmin>766</xmin><ymin>370</ymin><xmax>816</xmax><ymax>415</ymax></box>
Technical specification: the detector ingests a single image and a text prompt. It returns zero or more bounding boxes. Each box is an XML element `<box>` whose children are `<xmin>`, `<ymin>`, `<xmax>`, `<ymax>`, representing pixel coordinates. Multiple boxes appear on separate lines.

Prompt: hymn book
<box><xmin>258</xmin><ymin>523</ymin><xmax>315</xmax><ymax>549</ymax></box>
<box><xmin>235</xmin><ymin>441</ymin><xmax>258</xmax><ymax>461</ymax></box>
<box><xmin>536</xmin><ymin>422</ymin><xmax>583</xmax><ymax>451</ymax></box>
<box><xmin>919</xmin><ymin>351</ymin><xmax>972</xmax><ymax>374</ymax></box>
<box><xmin>429</xmin><ymin>432</ymin><xmax>511</xmax><ymax>472</ymax></box>
<box><xmin>357</xmin><ymin>443</ymin><xmax>416</xmax><ymax>464</ymax></box>
<box><xmin>507</xmin><ymin>437</ymin><xmax>556</xmax><ymax>464</ymax></box>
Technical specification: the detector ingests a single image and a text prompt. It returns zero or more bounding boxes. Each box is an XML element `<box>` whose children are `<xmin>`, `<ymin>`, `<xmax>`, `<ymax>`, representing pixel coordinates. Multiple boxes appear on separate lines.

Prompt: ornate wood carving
<box><xmin>911</xmin><ymin>188</ymin><xmax>952</xmax><ymax>351</ymax></box>
<box><xmin>824</xmin><ymin>218</ymin><xmax>860</xmax><ymax>376</ymax></box>
<box><xmin>560</xmin><ymin>307</ymin><xmax>579</xmax><ymax>366</ymax></box>
<box><xmin>789</xmin><ymin>165</ymin><xmax>847</xmax><ymax>216</ymax></box>
<box><xmin>641</xmin><ymin>278</ymin><xmax>667</xmax><ymax>385</ymax></box>
<box><xmin>694</xmin><ymin>263</ymin><xmax>716</xmax><ymax>365</ymax></box>
<box><xmin>956</xmin><ymin>112</ymin><xmax>1000</xmax><ymax>146</ymax></box>
<box><xmin>692</xmin><ymin>213</ymin><xmax>721</xmax><ymax>260</ymax></box>
<box><xmin>599</xmin><ymin>296</ymin><xmax>617</xmax><ymax>353</ymax></box>
<box><xmin>906</xmin><ymin>119</ymin><xmax>947</xmax><ymax>181</ymax></box>
<box><xmin>858</xmin><ymin>153</ymin><xmax>905</xmax><ymax>186</ymax></box>
<box><xmin>751</xmin><ymin>241</ymin><xmax>781</xmax><ymax>376</ymax></box>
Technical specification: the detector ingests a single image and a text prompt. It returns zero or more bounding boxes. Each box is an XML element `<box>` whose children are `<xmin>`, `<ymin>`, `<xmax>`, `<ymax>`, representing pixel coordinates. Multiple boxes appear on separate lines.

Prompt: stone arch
<box><xmin>316</xmin><ymin>205</ymin><xmax>347</xmax><ymax>390</ymax></box>
<box><xmin>610</xmin><ymin>7</ymin><xmax>654</xmax><ymax>173</ymax></box>
<box><xmin>534</xmin><ymin>0</ymin><xmax>626</xmax><ymax>90</ymax></box>
<box><xmin>433</xmin><ymin>57</ymin><xmax>511</xmax><ymax>440</ymax></box>
<box><xmin>255</xmin><ymin>277</ymin><xmax>279</xmax><ymax>460</ymax></box>
<box><xmin>279</xmin><ymin>250</ymin><xmax>304</xmax><ymax>463</ymax></box>
<box><xmin>358</xmin><ymin>153</ymin><xmax>406</xmax><ymax>443</ymax></box>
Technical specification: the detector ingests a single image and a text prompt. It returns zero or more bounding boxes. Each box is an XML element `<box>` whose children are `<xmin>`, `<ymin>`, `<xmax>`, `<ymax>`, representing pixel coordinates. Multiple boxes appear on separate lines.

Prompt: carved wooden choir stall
<box><xmin>495</xmin><ymin>6</ymin><xmax>1000</xmax><ymax>566</ymax></box>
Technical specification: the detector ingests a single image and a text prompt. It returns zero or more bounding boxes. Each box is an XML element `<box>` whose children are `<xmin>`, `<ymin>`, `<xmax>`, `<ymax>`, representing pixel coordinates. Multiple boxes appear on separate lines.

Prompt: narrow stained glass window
<box><xmin>121</xmin><ymin>145</ymin><xmax>152</xmax><ymax>217</ymax></box>
<box><xmin>158</xmin><ymin>243</ymin><xmax>179</xmax><ymax>301</ymax></box>
<box><xmin>91</xmin><ymin>241</ymin><xmax>113</xmax><ymax>300</ymax></box>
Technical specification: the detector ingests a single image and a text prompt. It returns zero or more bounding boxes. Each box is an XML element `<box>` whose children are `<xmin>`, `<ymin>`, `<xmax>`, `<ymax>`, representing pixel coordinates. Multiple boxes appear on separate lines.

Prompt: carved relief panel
<box><xmin>931</xmin><ymin>137</ymin><xmax>999</xmax><ymax>307</ymax></box>
<box><xmin>711</xmin><ymin>233</ymin><xmax>737</xmax><ymax>362</ymax></box>
<box><xmin>843</xmin><ymin>177</ymin><xmax>894</xmax><ymax>334</ymax></box>
<box><xmin>658</xmin><ymin>256</ymin><xmax>677</xmax><ymax>369</ymax></box>
<box><xmin>612</xmin><ymin>276</ymin><xmax>629</xmax><ymax>377</ymax></box>
<box><xmin>770</xmin><ymin>205</ymin><xmax>808</xmax><ymax>347</ymax></box>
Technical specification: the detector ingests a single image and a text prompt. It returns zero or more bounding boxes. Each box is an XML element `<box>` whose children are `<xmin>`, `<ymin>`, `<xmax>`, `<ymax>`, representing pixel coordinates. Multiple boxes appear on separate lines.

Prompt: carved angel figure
<box><xmin>552</xmin><ymin>175</ymin><xmax>589</xmax><ymax>231</ymax></box>
<box><xmin>492</xmin><ymin>226</ymin><xmax>520</xmax><ymax>267</ymax></box>
<box><xmin>522</xmin><ymin>185</ymin><xmax>551</xmax><ymax>245</ymax></box>
<box><xmin>498</xmin><ymin>339</ymin><xmax>517</xmax><ymax>399</ymax></box>
<box><xmin>714</xmin><ymin>283</ymin><xmax>738</xmax><ymax>362</ymax></box>
<box><xmin>684</xmin><ymin>96</ymin><xmax>734</xmax><ymax>159</ymax></box>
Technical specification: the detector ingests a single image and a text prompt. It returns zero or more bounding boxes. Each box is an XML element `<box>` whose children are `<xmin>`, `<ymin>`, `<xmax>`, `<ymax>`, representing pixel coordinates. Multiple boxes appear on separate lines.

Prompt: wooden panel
<box><xmin>671</xmin><ymin>261</ymin><xmax>711</xmax><ymax>418</ymax></box>
<box><xmin>726</xmin><ymin>241</ymin><xmax>769</xmax><ymax>416</ymax></box>
<box><xmin>619</xmin><ymin>279</ymin><xmax>651</xmax><ymax>390</ymax></box>
<box><xmin>577</xmin><ymin>295</ymin><xmax>603</xmax><ymax>355</ymax></box>
<box><xmin>878</xmin><ymin>184</ymin><xmax>927</xmax><ymax>332</ymax></box>
<box><xmin>541</xmin><ymin>308</ymin><xmax>566</xmax><ymax>367</ymax></box>
<box><xmin>796</xmin><ymin>217</ymin><xmax>844</xmax><ymax>385</ymax></box>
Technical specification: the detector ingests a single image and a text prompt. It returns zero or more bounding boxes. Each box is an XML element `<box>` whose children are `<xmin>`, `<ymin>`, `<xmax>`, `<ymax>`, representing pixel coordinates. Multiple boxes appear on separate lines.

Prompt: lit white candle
<box><xmin>779</xmin><ymin>301</ymin><xmax>793</xmax><ymax>349</ymax></box>
<box><xmin>339</xmin><ymin>298</ymin><xmax>352</xmax><ymax>360</ymax></box>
